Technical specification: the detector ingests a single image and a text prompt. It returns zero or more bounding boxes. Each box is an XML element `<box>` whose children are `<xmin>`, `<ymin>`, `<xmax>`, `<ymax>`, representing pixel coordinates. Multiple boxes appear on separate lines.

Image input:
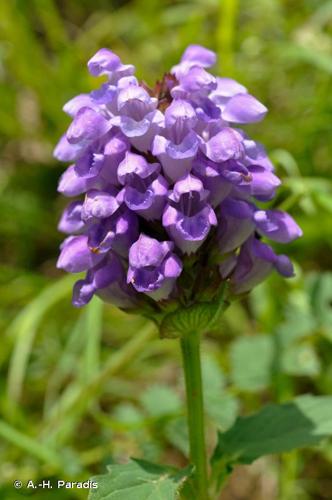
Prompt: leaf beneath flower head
<box><xmin>89</xmin><ymin>459</ymin><xmax>192</xmax><ymax>500</ymax></box>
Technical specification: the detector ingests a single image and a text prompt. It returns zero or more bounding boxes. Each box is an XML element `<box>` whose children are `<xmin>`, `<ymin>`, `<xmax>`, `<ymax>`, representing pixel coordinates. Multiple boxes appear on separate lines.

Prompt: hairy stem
<box><xmin>181</xmin><ymin>330</ymin><xmax>209</xmax><ymax>500</ymax></box>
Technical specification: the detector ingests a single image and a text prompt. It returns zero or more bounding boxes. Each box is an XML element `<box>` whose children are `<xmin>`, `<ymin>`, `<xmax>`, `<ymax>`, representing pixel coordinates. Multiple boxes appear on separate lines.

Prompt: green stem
<box><xmin>181</xmin><ymin>330</ymin><xmax>209</xmax><ymax>500</ymax></box>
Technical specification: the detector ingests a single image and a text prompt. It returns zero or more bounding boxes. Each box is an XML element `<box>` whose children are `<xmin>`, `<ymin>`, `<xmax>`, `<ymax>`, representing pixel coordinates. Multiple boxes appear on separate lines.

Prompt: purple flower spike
<box><xmin>163</xmin><ymin>173</ymin><xmax>217</xmax><ymax>254</ymax></box>
<box><xmin>55</xmin><ymin>44</ymin><xmax>302</xmax><ymax>310</ymax></box>
<box><xmin>117</xmin><ymin>152</ymin><xmax>168</xmax><ymax>220</ymax></box>
<box><xmin>230</xmin><ymin>237</ymin><xmax>294</xmax><ymax>294</ymax></box>
<box><xmin>87</xmin><ymin>48</ymin><xmax>135</xmax><ymax>82</ymax></box>
<box><xmin>57</xmin><ymin>235</ymin><xmax>103</xmax><ymax>273</ymax></box>
<box><xmin>128</xmin><ymin>234</ymin><xmax>182</xmax><ymax>300</ymax></box>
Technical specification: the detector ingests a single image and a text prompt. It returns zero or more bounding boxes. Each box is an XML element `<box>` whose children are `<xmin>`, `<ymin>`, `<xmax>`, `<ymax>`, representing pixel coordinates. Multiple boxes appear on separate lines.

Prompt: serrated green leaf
<box><xmin>230</xmin><ymin>336</ymin><xmax>274</xmax><ymax>392</ymax></box>
<box><xmin>89</xmin><ymin>459</ymin><xmax>192</xmax><ymax>500</ymax></box>
<box><xmin>140</xmin><ymin>385</ymin><xmax>182</xmax><ymax>418</ymax></box>
<box><xmin>212</xmin><ymin>395</ymin><xmax>332</xmax><ymax>468</ymax></box>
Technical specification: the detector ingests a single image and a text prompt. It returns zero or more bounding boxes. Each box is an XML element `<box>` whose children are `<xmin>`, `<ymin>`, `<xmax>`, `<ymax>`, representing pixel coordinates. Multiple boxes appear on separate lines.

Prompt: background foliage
<box><xmin>1</xmin><ymin>0</ymin><xmax>332</xmax><ymax>498</ymax></box>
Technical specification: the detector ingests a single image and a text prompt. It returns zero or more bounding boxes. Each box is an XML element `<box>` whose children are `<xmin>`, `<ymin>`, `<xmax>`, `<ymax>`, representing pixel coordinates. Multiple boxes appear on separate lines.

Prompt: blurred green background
<box><xmin>1</xmin><ymin>0</ymin><xmax>332</xmax><ymax>498</ymax></box>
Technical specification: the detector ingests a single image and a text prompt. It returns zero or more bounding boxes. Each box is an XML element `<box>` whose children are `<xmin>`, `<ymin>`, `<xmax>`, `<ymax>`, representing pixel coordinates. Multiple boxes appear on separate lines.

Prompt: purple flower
<box><xmin>171</xmin><ymin>44</ymin><xmax>216</xmax><ymax>78</ymax></box>
<box><xmin>203</xmin><ymin>128</ymin><xmax>245</xmax><ymax>163</ymax></box>
<box><xmin>111</xmin><ymin>84</ymin><xmax>164</xmax><ymax>152</ymax></box>
<box><xmin>87</xmin><ymin>207</ymin><xmax>139</xmax><ymax>258</ymax></box>
<box><xmin>66</xmin><ymin>107</ymin><xmax>112</xmax><ymax>149</ymax></box>
<box><xmin>63</xmin><ymin>94</ymin><xmax>96</xmax><ymax>117</ymax></box>
<box><xmin>55</xmin><ymin>44</ymin><xmax>302</xmax><ymax>311</ymax></box>
<box><xmin>218</xmin><ymin>198</ymin><xmax>303</xmax><ymax>254</ymax></box>
<box><xmin>58</xmin><ymin>201</ymin><xmax>85</xmax><ymax>234</ymax></box>
<box><xmin>117</xmin><ymin>152</ymin><xmax>168</xmax><ymax>220</ymax></box>
<box><xmin>73</xmin><ymin>253</ymin><xmax>136</xmax><ymax>308</ymax></box>
<box><xmin>235</xmin><ymin>165</ymin><xmax>281</xmax><ymax>201</ymax></box>
<box><xmin>221</xmin><ymin>94</ymin><xmax>267</xmax><ymax>124</ymax></box>
<box><xmin>192</xmin><ymin>155</ymin><xmax>233</xmax><ymax>206</ymax></box>
<box><xmin>152</xmin><ymin>100</ymin><xmax>199</xmax><ymax>182</ymax></box>
<box><xmin>100</xmin><ymin>131</ymin><xmax>129</xmax><ymax>185</ymax></box>
<box><xmin>57</xmin><ymin>165</ymin><xmax>98</xmax><ymax>197</ymax></box>
<box><xmin>69</xmin><ymin>130</ymin><xmax>129</xmax><ymax>185</ymax></box>
<box><xmin>57</xmin><ymin>235</ymin><xmax>104</xmax><ymax>273</ymax></box>
<box><xmin>171</xmin><ymin>67</ymin><xmax>217</xmax><ymax>100</ymax></box>
<box><xmin>253</xmin><ymin>209</ymin><xmax>303</xmax><ymax>243</ymax></box>
<box><xmin>54</xmin><ymin>135</ymin><xmax>83</xmax><ymax>162</ymax></box>
<box><xmin>163</xmin><ymin>173</ymin><xmax>217</xmax><ymax>254</ymax></box>
<box><xmin>87</xmin><ymin>48</ymin><xmax>135</xmax><ymax>82</ymax></box>
<box><xmin>82</xmin><ymin>188</ymin><xmax>120</xmax><ymax>222</ymax></box>
<box><xmin>218</xmin><ymin>197</ymin><xmax>256</xmax><ymax>254</ymax></box>
<box><xmin>210</xmin><ymin>77</ymin><xmax>248</xmax><ymax>106</ymax></box>
<box><xmin>228</xmin><ymin>236</ymin><xmax>294</xmax><ymax>294</ymax></box>
<box><xmin>128</xmin><ymin>234</ymin><xmax>182</xmax><ymax>300</ymax></box>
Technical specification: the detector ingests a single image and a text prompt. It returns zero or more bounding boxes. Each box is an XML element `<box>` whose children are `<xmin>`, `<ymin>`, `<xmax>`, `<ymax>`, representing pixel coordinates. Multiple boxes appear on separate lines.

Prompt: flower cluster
<box><xmin>55</xmin><ymin>45</ymin><xmax>302</xmax><ymax>310</ymax></box>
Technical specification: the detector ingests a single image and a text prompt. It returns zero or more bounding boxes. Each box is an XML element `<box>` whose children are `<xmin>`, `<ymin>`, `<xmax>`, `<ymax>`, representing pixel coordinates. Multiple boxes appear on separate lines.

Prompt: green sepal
<box><xmin>160</xmin><ymin>285</ymin><xmax>229</xmax><ymax>338</ymax></box>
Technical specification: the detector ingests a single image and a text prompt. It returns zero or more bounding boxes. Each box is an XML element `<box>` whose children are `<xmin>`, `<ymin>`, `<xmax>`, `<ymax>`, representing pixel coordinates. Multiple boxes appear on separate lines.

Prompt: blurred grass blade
<box><xmin>43</xmin><ymin>321</ymin><xmax>156</xmax><ymax>444</ymax></box>
<box><xmin>43</xmin><ymin>309</ymin><xmax>87</xmax><ymax>415</ymax></box>
<box><xmin>6</xmin><ymin>275</ymin><xmax>75</xmax><ymax>403</ymax></box>
<box><xmin>0</xmin><ymin>419</ymin><xmax>61</xmax><ymax>468</ymax></box>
